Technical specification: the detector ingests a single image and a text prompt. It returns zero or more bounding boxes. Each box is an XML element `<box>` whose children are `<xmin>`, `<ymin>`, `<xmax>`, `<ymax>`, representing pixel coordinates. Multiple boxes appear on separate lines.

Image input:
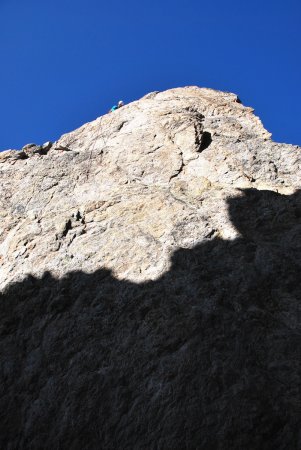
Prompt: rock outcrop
<box><xmin>0</xmin><ymin>87</ymin><xmax>300</xmax><ymax>449</ymax></box>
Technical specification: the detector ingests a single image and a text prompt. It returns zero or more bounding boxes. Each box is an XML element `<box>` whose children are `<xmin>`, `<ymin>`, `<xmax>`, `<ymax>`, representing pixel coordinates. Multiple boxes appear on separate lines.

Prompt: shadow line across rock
<box><xmin>0</xmin><ymin>189</ymin><xmax>301</xmax><ymax>449</ymax></box>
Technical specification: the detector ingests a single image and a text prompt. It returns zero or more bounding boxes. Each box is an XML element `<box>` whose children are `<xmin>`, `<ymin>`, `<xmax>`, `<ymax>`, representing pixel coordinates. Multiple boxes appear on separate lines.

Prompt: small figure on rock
<box><xmin>109</xmin><ymin>100</ymin><xmax>124</xmax><ymax>112</ymax></box>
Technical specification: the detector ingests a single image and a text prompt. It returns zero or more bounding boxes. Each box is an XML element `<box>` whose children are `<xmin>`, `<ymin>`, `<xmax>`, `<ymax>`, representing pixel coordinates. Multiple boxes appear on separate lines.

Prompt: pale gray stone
<box><xmin>0</xmin><ymin>87</ymin><xmax>300</xmax><ymax>449</ymax></box>
<box><xmin>0</xmin><ymin>87</ymin><xmax>299</xmax><ymax>289</ymax></box>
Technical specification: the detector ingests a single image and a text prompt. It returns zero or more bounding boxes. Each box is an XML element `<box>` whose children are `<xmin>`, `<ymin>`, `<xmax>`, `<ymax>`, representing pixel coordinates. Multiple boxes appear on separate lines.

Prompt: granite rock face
<box><xmin>0</xmin><ymin>87</ymin><xmax>300</xmax><ymax>449</ymax></box>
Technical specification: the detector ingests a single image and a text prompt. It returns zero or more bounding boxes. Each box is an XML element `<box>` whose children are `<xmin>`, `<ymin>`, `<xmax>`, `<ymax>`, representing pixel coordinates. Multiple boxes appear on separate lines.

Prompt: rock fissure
<box><xmin>169</xmin><ymin>152</ymin><xmax>185</xmax><ymax>181</ymax></box>
<box><xmin>61</xmin><ymin>219</ymin><xmax>72</xmax><ymax>238</ymax></box>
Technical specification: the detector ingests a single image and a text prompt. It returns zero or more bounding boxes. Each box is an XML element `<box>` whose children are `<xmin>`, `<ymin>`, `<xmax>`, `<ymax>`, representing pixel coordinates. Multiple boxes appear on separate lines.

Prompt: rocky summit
<box><xmin>0</xmin><ymin>87</ymin><xmax>300</xmax><ymax>449</ymax></box>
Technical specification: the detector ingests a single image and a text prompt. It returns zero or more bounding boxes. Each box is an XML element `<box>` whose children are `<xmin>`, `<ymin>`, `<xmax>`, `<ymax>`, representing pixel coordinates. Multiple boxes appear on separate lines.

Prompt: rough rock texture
<box><xmin>0</xmin><ymin>87</ymin><xmax>300</xmax><ymax>449</ymax></box>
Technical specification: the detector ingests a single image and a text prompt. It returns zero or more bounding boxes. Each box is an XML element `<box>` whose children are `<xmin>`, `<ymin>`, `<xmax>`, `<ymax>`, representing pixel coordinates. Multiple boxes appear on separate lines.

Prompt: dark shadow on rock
<box><xmin>1</xmin><ymin>189</ymin><xmax>301</xmax><ymax>449</ymax></box>
<box><xmin>199</xmin><ymin>131</ymin><xmax>212</xmax><ymax>151</ymax></box>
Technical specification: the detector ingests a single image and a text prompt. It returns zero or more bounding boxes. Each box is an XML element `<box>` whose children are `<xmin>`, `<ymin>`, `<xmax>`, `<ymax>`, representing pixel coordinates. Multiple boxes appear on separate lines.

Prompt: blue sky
<box><xmin>1</xmin><ymin>0</ymin><xmax>300</xmax><ymax>150</ymax></box>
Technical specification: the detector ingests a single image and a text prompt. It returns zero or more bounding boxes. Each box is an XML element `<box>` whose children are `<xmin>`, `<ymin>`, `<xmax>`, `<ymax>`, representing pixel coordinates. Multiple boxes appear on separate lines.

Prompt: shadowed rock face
<box><xmin>0</xmin><ymin>87</ymin><xmax>301</xmax><ymax>448</ymax></box>
<box><xmin>1</xmin><ymin>189</ymin><xmax>301</xmax><ymax>450</ymax></box>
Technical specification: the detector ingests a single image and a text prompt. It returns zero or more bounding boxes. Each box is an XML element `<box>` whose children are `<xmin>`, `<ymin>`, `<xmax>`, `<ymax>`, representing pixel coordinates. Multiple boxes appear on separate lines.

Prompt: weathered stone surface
<box><xmin>0</xmin><ymin>87</ymin><xmax>300</xmax><ymax>449</ymax></box>
<box><xmin>1</xmin><ymin>87</ymin><xmax>300</xmax><ymax>289</ymax></box>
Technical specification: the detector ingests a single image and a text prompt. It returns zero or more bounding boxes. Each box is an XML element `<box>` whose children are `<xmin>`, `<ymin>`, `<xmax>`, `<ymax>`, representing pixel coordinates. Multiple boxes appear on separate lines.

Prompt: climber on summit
<box><xmin>110</xmin><ymin>100</ymin><xmax>124</xmax><ymax>112</ymax></box>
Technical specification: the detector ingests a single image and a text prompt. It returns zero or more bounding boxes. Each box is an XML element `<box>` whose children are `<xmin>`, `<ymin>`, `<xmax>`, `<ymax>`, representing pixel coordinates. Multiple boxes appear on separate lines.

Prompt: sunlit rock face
<box><xmin>0</xmin><ymin>87</ymin><xmax>300</xmax><ymax>449</ymax></box>
<box><xmin>1</xmin><ymin>86</ymin><xmax>300</xmax><ymax>289</ymax></box>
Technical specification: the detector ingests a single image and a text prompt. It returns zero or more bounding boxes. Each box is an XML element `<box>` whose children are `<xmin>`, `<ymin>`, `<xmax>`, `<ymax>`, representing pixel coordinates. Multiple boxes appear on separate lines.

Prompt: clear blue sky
<box><xmin>1</xmin><ymin>0</ymin><xmax>300</xmax><ymax>150</ymax></box>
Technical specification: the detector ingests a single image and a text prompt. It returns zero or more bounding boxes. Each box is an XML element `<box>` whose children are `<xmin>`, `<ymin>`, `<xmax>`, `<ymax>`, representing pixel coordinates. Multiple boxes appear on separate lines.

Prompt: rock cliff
<box><xmin>0</xmin><ymin>87</ymin><xmax>300</xmax><ymax>449</ymax></box>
